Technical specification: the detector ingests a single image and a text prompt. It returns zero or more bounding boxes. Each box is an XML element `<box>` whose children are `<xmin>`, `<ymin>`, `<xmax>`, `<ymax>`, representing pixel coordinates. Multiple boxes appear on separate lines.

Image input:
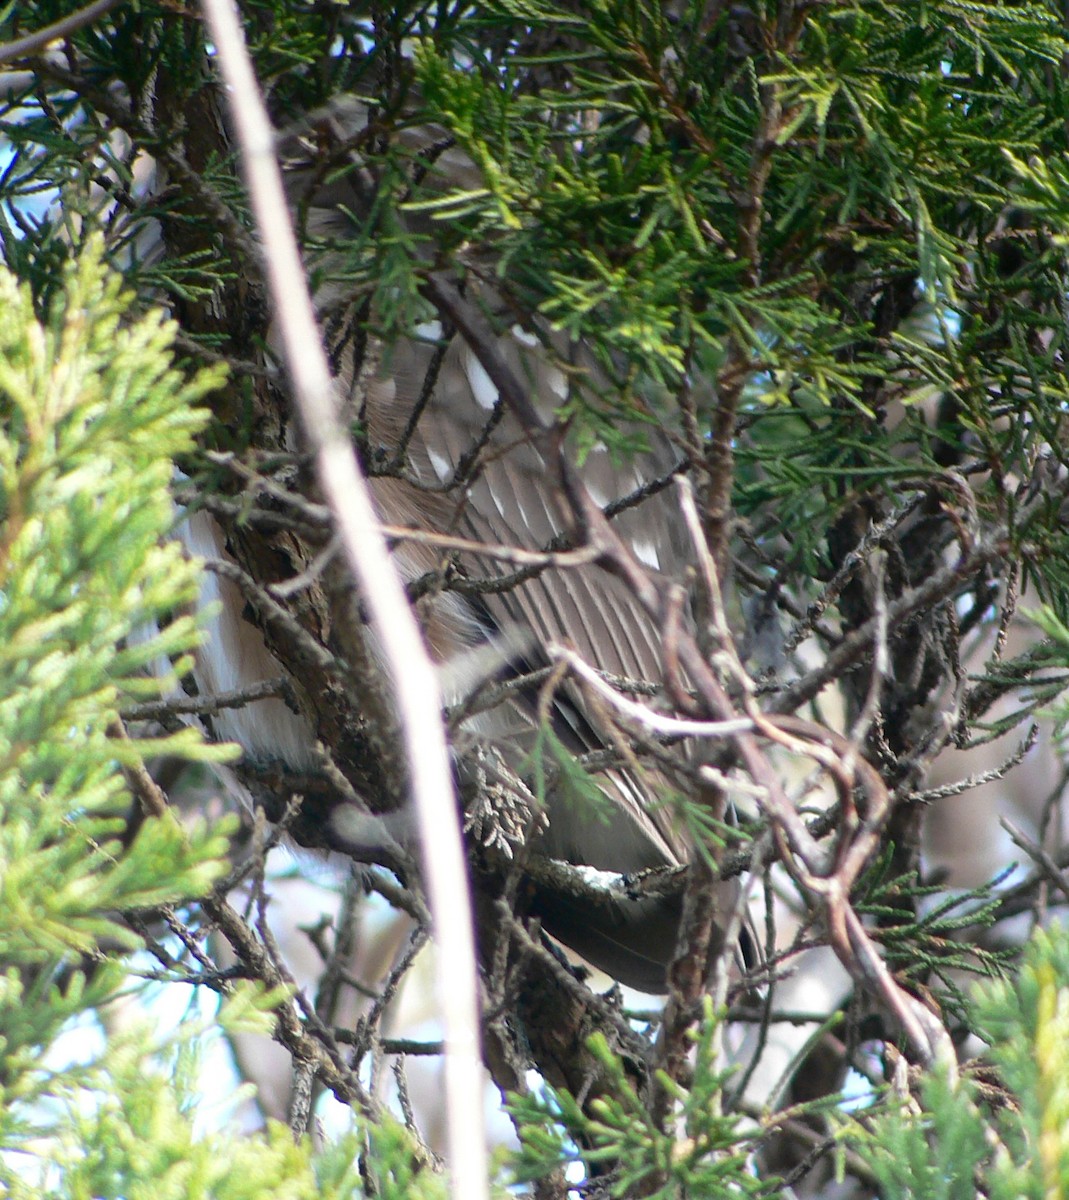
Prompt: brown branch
<box><xmin>0</xmin><ymin>0</ymin><xmax>122</xmax><ymax>66</ymax></box>
<box><xmin>110</xmin><ymin>716</ymin><xmax>389</xmax><ymax>1127</ymax></box>
<box><xmin>121</xmin><ymin>678</ymin><xmax>292</xmax><ymax>722</ymax></box>
<box><xmin>1003</xmin><ymin>819</ymin><xmax>1069</xmax><ymax>908</ymax></box>
<box><xmin>701</xmin><ymin>13</ymin><xmax>790</xmax><ymax>580</ymax></box>
<box><xmin>424</xmin><ymin>268</ymin><xmax>957</xmax><ymax>1068</ymax></box>
<box><xmin>378</xmin><ymin>522</ymin><xmax>601</xmax><ymax>569</ymax></box>
<box><xmin>33</xmin><ymin>57</ymin><xmax>261</xmax><ymax>269</ymax></box>
<box><xmin>771</xmin><ymin>532</ymin><xmax>1010</xmax><ymax>716</ymax></box>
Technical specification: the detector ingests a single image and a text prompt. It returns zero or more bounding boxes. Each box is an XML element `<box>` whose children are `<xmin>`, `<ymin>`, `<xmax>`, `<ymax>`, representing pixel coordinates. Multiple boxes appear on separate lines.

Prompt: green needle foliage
<box><xmin>849</xmin><ymin>921</ymin><xmax>1069</xmax><ymax>1200</ymax></box>
<box><xmin>511</xmin><ymin>999</ymin><xmax>763</xmax><ymax>1197</ymax></box>
<box><xmin>0</xmin><ymin>239</ymin><xmax>229</xmax><ymax>965</ymax></box>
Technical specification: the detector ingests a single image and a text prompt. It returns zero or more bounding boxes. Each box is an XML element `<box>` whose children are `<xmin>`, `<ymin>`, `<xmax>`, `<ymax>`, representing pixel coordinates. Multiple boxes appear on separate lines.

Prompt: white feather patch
<box><xmin>462</xmin><ymin>347</ymin><xmax>500</xmax><ymax>411</ymax></box>
<box><xmin>631</xmin><ymin>539</ymin><xmax>660</xmax><ymax>570</ymax></box>
<box><xmin>414</xmin><ymin>319</ymin><xmax>444</xmax><ymax>341</ymax></box>
<box><xmin>427</xmin><ymin>446</ymin><xmax>453</xmax><ymax>483</ymax></box>
<box><xmin>511</xmin><ymin>324</ymin><xmax>539</xmax><ymax>348</ymax></box>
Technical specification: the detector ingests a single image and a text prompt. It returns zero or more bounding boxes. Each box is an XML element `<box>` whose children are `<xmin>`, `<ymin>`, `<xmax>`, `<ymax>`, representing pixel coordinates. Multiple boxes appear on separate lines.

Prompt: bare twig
<box><xmin>909</xmin><ymin>725</ymin><xmax>1039</xmax><ymax>804</ymax></box>
<box><xmin>1003</xmin><ymin>819</ymin><xmax>1069</xmax><ymax>907</ymax></box>
<box><xmin>844</xmin><ymin>548</ymin><xmax>889</xmax><ymax>761</ymax></box>
<box><xmin>122</xmin><ymin>678</ymin><xmax>292</xmax><ymax>722</ymax></box>
<box><xmin>204</xmin><ymin>451</ymin><xmax>332</xmax><ymax>525</ymax></box>
<box><xmin>288</xmin><ymin>1060</ymin><xmax>316</xmax><ymax>1137</ymax></box>
<box><xmin>378</xmin><ymin>522</ymin><xmax>601</xmax><ymax>568</ymax></box>
<box><xmin>111</xmin><ymin>715</ymin><xmax>386</xmax><ymax>1123</ymax></box>
<box><xmin>549</xmin><ymin>643</ymin><xmax>753</xmax><ymax>740</ymax></box>
<box><xmin>0</xmin><ymin>0</ymin><xmax>122</xmax><ymax>66</ymax></box>
<box><xmin>772</xmin><ymin>531</ymin><xmax>1011</xmax><ymax>717</ymax></box>
<box><xmin>783</xmin><ymin>499</ymin><xmax>923</xmax><ymax>655</ymax></box>
<box><xmin>269</xmin><ymin>537</ymin><xmax>340</xmax><ymax>599</ymax></box>
<box><xmin>202</xmin><ymin>557</ymin><xmax>340</xmax><ymax>675</ymax></box>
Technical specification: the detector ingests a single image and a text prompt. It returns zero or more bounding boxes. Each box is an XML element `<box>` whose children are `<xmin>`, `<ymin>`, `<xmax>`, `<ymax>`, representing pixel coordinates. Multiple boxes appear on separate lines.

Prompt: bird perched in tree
<box><xmin>182</xmin><ymin>97</ymin><xmax>747</xmax><ymax>996</ymax></box>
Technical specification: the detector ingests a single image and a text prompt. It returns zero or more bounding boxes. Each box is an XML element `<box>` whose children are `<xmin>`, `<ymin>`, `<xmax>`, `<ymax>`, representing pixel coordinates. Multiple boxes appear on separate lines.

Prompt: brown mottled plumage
<box><xmin>188</xmin><ymin>103</ymin><xmax>745</xmax><ymax>994</ymax></box>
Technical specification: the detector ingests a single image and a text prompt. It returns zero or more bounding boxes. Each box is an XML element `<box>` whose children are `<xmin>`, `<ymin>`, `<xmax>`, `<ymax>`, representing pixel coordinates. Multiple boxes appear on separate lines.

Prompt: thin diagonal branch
<box><xmin>0</xmin><ymin>0</ymin><xmax>122</xmax><ymax>66</ymax></box>
<box><xmin>198</xmin><ymin>4</ymin><xmax>488</xmax><ymax>1198</ymax></box>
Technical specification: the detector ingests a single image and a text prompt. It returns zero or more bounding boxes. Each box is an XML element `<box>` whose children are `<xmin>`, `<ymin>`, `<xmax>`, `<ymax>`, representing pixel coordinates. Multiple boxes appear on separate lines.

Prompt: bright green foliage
<box><xmin>0</xmin><ymin>992</ymin><xmax>364</xmax><ymax>1200</ymax></box>
<box><xmin>4</xmin><ymin>1021</ymin><xmax>318</xmax><ymax>1200</ymax></box>
<box><xmin>1025</xmin><ymin>606</ymin><xmax>1069</xmax><ymax>745</ymax></box>
<box><xmin>334</xmin><ymin>1116</ymin><xmax>451</xmax><ymax>1200</ymax></box>
<box><xmin>0</xmin><ymin>241</ymin><xmax>244</xmax><ymax>1192</ymax></box>
<box><xmin>0</xmin><ymin>239</ymin><xmax>232</xmax><ymax>967</ymax></box>
<box><xmin>850</xmin><ymin>922</ymin><xmax>1069</xmax><ymax>1200</ymax></box>
<box><xmin>511</xmin><ymin>998</ymin><xmax>763</xmax><ymax>1197</ymax></box>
